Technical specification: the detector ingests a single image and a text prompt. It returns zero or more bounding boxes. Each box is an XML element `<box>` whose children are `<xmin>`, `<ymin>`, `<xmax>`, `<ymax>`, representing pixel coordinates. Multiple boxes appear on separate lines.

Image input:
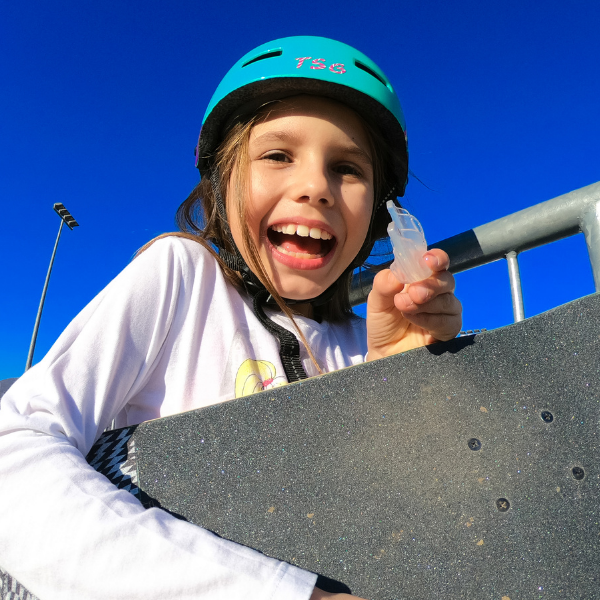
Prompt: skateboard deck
<box><xmin>84</xmin><ymin>293</ymin><xmax>600</xmax><ymax>600</ymax></box>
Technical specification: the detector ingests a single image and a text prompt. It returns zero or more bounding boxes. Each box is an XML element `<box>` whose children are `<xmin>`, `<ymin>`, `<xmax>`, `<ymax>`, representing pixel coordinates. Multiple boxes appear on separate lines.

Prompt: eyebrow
<box><xmin>251</xmin><ymin>130</ymin><xmax>373</xmax><ymax>164</ymax></box>
<box><xmin>251</xmin><ymin>130</ymin><xmax>298</xmax><ymax>145</ymax></box>
<box><xmin>340</xmin><ymin>145</ymin><xmax>373</xmax><ymax>164</ymax></box>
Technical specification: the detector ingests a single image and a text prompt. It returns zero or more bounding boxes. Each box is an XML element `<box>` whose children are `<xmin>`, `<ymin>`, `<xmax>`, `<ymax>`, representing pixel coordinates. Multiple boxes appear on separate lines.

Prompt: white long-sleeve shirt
<box><xmin>0</xmin><ymin>236</ymin><xmax>367</xmax><ymax>600</ymax></box>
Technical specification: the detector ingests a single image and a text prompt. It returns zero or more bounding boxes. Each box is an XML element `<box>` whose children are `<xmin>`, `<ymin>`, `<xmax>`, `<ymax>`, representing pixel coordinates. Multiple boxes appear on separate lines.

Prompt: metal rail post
<box><xmin>580</xmin><ymin>199</ymin><xmax>600</xmax><ymax>292</ymax></box>
<box><xmin>349</xmin><ymin>180</ymin><xmax>600</xmax><ymax>310</ymax></box>
<box><xmin>506</xmin><ymin>251</ymin><xmax>525</xmax><ymax>322</ymax></box>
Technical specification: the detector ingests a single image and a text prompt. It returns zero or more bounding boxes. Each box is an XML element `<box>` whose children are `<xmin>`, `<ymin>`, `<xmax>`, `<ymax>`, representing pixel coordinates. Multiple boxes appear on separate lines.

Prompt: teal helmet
<box><xmin>195</xmin><ymin>35</ymin><xmax>408</xmax><ymax>195</ymax></box>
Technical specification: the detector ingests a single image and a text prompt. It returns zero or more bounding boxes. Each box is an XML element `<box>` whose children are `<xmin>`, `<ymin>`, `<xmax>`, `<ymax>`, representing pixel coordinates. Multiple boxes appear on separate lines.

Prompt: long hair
<box><xmin>175</xmin><ymin>104</ymin><xmax>403</xmax><ymax>319</ymax></box>
<box><xmin>138</xmin><ymin>101</ymin><xmax>405</xmax><ymax>370</ymax></box>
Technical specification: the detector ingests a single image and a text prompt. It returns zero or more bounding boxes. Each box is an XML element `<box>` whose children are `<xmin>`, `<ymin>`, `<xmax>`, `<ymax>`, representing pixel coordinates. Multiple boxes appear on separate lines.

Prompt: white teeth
<box><xmin>276</xmin><ymin>247</ymin><xmax>325</xmax><ymax>259</ymax></box>
<box><xmin>310</xmin><ymin>227</ymin><xmax>332</xmax><ymax>240</ymax></box>
<box><xmin>270</xmin><ymin>223</ymin><xmax>333</xmax><ymax>240</ymax></box>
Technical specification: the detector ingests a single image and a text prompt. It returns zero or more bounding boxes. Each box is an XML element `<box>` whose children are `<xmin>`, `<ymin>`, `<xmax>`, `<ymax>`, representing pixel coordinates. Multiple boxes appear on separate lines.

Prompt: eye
<box><xmin>334</xmin><ymin>163</ymin><xmax>363</xmax><ymax>177</ymax></box>
<box><xmin>261</xmin><ymin>151</ymin><xmax>291</xmax><ymax>163</ymax></box>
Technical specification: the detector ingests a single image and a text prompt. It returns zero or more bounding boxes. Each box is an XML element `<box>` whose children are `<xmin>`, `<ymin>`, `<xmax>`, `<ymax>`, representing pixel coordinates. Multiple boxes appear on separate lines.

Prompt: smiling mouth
<box><xmin>267</xmin><ymin>223</ymin><xmax>336</xmax><ymax>259</ymax></box>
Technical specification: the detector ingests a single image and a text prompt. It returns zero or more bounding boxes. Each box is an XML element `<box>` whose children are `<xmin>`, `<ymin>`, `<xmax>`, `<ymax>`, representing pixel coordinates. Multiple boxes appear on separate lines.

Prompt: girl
<box><xmin>0</xmin><ymin>36</ymin><xmax>461</xmax><ymax>600</ymax></box>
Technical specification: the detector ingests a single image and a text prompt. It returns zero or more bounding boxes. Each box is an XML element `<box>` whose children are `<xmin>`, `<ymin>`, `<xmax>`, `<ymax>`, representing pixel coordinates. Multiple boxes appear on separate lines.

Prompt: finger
<box><xmin>402</xmin><ymin>308</ymin><xmax>463</xmax><ymax>341</ymax></box>
<box><xmin>368</xmin><ymin>269</ymin><xmax>406</xmax><ymax>312</ymax></box>
<box><xmin>423</xmin><ymin>248</ymin><xmax>450</xmax><ymax>272</ymax></box>
<box><xmin>397</xmin><ymin>271</ymin><xmax>456</xmax><ymax>307</ymax></box>
<box><xmin>373</xmin><ymin>269</ymin><xmax>406</xmax><ymax>297</ymax></box>
<box><xmin>395</xmin><ymin>292</ymin><xmax>462</xmax><ymax>318</ymax></box>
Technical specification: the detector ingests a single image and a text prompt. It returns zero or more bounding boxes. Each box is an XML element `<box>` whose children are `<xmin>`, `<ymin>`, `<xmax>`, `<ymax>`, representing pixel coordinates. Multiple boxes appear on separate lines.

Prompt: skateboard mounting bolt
<box><xmin>496</xmin><ymin>498</ymin><xmax>510</xmax><ymax>512</ymax></box>
<box><xmin>541</xmin><ymin>411</ymin><xmax>554</xmax><ymax>423</ymax></box>
<box><xmin>468</xmin><ymin>438</ymin><xmax>482</xmax><ymax>451</ymax></box>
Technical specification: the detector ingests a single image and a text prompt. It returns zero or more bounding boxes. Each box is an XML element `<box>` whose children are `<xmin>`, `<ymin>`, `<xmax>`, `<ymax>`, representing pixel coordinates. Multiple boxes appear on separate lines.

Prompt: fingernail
<box><xmin>424</xmin><ymin>253</ymin><xmax>440</xmax><ymax>269</ymax></box>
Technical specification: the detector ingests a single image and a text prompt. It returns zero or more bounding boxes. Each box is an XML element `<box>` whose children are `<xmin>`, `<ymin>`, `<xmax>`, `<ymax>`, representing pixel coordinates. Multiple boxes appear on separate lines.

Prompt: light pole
<box><xmin>25</xmin><ymin>203</ymin><xmax>79</xmax><ymax>372</ymax></box>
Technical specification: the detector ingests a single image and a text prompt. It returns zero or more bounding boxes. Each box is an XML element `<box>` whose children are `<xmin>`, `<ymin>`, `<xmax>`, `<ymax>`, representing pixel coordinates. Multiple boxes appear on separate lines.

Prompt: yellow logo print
<box><xmin>235</xmin><ymin>359</ymin><xmax>287</xmax><ymax>398</ymax></box>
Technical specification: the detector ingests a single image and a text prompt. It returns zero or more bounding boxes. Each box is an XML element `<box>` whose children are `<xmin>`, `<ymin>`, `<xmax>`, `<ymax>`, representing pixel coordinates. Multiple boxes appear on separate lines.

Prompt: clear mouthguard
<box><xmin>386</xmin><ymin>200</ymin><xmax>432</xmax><ymax>284</ymax></box>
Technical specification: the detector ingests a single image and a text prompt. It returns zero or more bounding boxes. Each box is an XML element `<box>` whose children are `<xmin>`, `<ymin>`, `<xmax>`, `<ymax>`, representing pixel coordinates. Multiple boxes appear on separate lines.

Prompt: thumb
<box><xmin>368</xmin><ymin>269</ymin><xmax>405</xmax><ymax>313</ymax></box>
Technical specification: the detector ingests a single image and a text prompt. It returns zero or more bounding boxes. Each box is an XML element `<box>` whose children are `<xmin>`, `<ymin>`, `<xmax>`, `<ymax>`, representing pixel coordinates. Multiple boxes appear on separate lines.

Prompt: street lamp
<box><xmin>25</xmin><ymin>203</ymin><xmax>79</xmax><ymax>371</ymax></box>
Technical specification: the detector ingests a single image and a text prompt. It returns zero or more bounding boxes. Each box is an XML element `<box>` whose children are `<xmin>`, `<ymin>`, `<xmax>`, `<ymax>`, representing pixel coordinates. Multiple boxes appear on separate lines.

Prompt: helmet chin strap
<box><xmin>208</xmin><ymin>170</ymin><xmax>387</xmax><ymax>382</ymax></box>
<box><xmin>210</xmin><ymin>170</ymin><xmax>325</xmax><ymax>382</ymax></box>
<box><xmin>210</xmin><ymin>170</ymin><xmax>338</xmax><ymax>309</ymax></box>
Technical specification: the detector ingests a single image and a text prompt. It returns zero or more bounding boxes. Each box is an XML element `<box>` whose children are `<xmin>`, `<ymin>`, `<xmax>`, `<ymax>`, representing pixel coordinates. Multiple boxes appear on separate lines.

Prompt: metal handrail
<box><xmin>350</xmin><ymin>181</ymin><xmax>600</xmax><ymax>321</ymax></box>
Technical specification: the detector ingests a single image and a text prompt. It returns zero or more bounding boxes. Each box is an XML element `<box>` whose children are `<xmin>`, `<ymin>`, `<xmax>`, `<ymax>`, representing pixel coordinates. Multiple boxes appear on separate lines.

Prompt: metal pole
<box><xmin>506</xmin><ymin>251</ymin><xmax>525</xmax><ymax>323</ymax></box>
<box><xmin>25</xmin><ymin>219</ymin><xmax>64</xmax><ymax>371</ymax></box>
<box><xmin>580</xmin><ymin>199</ymin><xmax>600</xmax><ymax>292</ymax></box>
<box><xmin>350</xmin><ymin>181</ymin><xmax>600</xmax><ymax>307</ymax></box>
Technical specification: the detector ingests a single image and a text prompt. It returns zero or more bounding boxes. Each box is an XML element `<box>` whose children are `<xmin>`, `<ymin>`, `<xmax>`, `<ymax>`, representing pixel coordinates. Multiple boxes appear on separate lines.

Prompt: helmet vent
<box><xmin>354</xmin><ymin>60</ymin><xmax>387</xmax><ymax>87</ymax></box>
<box><xmin>242</xmin><ymin>49</ymin><xmax>283</xmax><ymax>68</ymax></box>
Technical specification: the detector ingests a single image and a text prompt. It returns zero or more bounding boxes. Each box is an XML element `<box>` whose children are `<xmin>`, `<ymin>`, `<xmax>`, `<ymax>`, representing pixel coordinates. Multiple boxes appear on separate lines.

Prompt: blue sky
<box><xmin>1</xmin><ymin>0</ymin><xmax>599</xmax><ymax>379</ymax></box>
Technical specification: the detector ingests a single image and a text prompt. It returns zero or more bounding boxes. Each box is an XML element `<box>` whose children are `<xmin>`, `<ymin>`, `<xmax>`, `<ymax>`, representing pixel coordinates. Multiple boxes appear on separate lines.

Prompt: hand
<box><xmin>310</xmin><ymin>588</ymin><xmax>368</xmax><ymax>600</ymax></box>
<box><xmin>366</xmin><ymin>249</ymin><xmax>462</xmax><ymax>361</ymax></box>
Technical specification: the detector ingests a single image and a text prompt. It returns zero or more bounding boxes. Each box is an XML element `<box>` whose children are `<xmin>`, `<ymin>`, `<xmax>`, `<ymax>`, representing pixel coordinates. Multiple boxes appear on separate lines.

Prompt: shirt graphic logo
<box><xmin>235</xmin><ymin>359</ymin><xmax>287</xmax><ymax>398</ymax></box>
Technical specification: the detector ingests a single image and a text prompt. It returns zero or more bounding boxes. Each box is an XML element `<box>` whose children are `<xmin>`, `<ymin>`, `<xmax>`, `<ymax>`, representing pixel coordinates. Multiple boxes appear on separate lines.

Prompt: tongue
<box><xmin>280</xmin><ymin>235</ymin><xmax>323</xmax><ymax>255</ymax></box>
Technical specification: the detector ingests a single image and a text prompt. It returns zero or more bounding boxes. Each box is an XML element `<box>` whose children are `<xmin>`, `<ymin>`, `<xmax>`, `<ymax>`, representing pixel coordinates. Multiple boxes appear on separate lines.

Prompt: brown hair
<box><xmin>176</xmin><ymin>105</ymin><xmax>399</xmax><ymax>307</ymax></box>
<box><xmin>138</xmin><ymin>101</ymin><xmax>403</xmax><ymax>370</ymax></box>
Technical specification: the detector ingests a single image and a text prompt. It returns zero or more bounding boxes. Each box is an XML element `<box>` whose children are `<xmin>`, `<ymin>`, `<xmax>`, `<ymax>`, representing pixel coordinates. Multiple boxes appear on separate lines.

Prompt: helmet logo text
<box><xmin>295</xmin><ymin>57</ymin><xmax>346</xmax><ymax>74</ymax></box>
<box><xmin>295</xmin><ymin>57</ymin><xmax>312</xmax><ymax>68</ymax></box>
<box><xmin>329</xmin><ymin>63</ymin><xmax>346</xmax><ymax>74</ymax></box>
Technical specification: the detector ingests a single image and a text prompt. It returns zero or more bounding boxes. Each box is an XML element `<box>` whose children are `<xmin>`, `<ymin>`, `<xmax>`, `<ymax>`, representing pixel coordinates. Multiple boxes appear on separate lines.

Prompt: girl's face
<box><xmin>228</xmin><ymin>95</ymin><xmax>375</xmax><ymax>302</ymax></box>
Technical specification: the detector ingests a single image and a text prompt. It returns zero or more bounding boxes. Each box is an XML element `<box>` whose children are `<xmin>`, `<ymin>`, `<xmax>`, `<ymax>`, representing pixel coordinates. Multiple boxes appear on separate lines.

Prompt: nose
<box><xmin>290</xmin><ymin>156</ymin><xmax>335</xmax><ymax>207</ymax></box>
